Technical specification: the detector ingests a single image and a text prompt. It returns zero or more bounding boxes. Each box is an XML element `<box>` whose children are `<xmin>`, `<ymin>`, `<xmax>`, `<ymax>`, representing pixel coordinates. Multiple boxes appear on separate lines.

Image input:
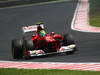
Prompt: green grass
<box><xmin>89</xmin><ymin>0</ymin><xmax>100</xmax><ymax>27</ymax></box>
<box><xmin>0</xmin><ymin>68</ymin><xmax>100</xmax><ymax>75</ymax></box>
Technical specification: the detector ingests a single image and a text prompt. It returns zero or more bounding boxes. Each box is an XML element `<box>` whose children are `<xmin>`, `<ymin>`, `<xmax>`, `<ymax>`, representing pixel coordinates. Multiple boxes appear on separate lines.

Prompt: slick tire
<box><xmin>63</xmin><ymin>34</ymin><xmax>77</xmax><ymax>54</ymax></box>
<box><xmin>25</xmin><ymin>39</ymin><xmax>34</xmax><ymax>50</ymax></box>
<box><xmin>12</xmin><ymin>39</ymin><xmax>24</xmax><ymax>59</ymax></box>
<box><xmin>63</xmin><ymin>34</ymin><xmax>75</xmax><ymax>46</ymax></box>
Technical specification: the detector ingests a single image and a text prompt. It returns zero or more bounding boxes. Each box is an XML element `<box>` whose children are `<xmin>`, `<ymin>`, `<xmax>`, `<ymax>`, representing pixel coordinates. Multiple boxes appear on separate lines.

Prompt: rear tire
<box><xmin>25</xmin><ymin>39</ymin><xmax>34</xmax><ymax>50</ymax></box>
<box><xmin>12</xmin><ymin>39</ymin><xmax>24</xmax><ymax>59</ymax></box>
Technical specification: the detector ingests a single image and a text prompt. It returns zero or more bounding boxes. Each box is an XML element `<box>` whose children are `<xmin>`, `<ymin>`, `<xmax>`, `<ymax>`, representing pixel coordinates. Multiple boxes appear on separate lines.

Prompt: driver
<box><xmin>36</xmin><ymin>23</ymin><xmax>46</xmax><ymax>37</ymax></box>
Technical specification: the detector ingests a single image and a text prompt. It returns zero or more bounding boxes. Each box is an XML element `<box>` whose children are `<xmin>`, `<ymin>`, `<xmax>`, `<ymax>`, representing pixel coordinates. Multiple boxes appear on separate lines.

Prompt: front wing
<box><xmin>27</xmin><ymin>44</ymin><xmax>76</xmax><ymax>57</ymax></box>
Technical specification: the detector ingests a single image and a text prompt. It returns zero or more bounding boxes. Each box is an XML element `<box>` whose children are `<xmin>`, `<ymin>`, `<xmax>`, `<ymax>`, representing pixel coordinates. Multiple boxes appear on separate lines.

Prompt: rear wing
<box><xmin>22</xmin><ymin>24</ymin><xmax>44</xmax><ymax>33</ymax></box>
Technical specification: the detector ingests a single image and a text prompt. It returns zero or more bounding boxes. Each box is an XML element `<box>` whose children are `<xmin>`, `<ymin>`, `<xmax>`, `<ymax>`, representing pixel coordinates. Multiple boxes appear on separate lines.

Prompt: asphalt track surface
<box><xmin>0</xmin><ymin>0</ymin><xmax>100</xmax><ymax>62</ymax></box>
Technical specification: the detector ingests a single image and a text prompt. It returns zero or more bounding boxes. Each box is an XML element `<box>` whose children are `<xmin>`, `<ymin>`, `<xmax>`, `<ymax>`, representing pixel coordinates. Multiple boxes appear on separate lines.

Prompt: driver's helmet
<box><xmin>36</xmin><ymin>22</ymin><xmax>44</xmax><ymax>31</ymax></box>
<box><xmin>36</xmin><ymin>22</ymin><xmax>46</xmax><ymax>36</ymax></box>
<box><xmin>36</xmin><ymin>22</ymin><xmax>43</xmax><ymax>32</ymax></box>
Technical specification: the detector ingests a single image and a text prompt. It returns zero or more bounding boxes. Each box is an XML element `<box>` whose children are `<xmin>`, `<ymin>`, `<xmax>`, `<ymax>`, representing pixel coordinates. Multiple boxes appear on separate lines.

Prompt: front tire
<box><xmin>62</xmin><ymin>34</ymin><xmax>77</xmax><ymax>54</ymax></box>
<box><xmin>63</xmin><ymin>34</ymin><xmax>75</xmax><ymax>45</ymax></box>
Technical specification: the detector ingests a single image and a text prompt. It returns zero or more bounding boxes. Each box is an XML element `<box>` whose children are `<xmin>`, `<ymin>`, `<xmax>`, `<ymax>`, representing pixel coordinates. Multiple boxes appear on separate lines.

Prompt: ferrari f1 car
<box><xmin>11</xmin><ymin>23</ymin><xmax>77</xmax><ymax>59</ymax></box>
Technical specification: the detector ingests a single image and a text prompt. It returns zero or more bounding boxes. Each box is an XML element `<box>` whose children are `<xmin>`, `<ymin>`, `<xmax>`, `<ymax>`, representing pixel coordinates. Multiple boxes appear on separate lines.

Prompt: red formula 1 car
<box><xmin>11</xmin><ymin>24</ymin><xmax>77</xmax><ymax>59</ymax></box>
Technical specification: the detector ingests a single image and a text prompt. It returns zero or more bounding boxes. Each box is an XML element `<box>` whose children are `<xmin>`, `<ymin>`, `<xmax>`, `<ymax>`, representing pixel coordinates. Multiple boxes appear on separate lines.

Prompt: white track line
<box><xmin>71</xmin><ymin>0</ymin><xmax>80</xmax><ymax>31</ymax></box>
